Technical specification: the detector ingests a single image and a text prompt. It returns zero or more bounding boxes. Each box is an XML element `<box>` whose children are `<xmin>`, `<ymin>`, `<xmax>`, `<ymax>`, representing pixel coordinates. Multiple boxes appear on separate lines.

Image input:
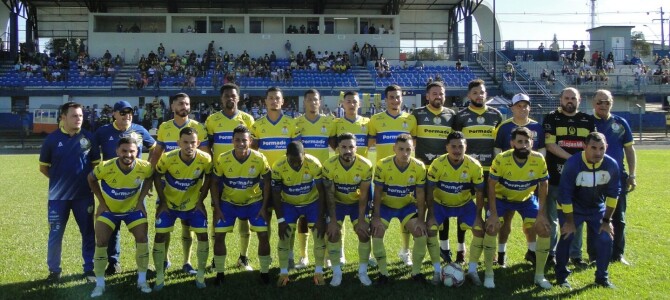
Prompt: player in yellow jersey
<box><xmin>205</xmin><ymin>83</ymin><xmax>256</xmax><ymax>271</ymax></box>
<box><xmin>294</xmin><ymin>89</ymin><xmax>335</xmax><ymax>269</ymax></box>
<box><xmin>152</xmin><ymin>127</ymin><xmax>212</xmax><ymax>290</ymax></box>
<box><xmin>482</xmin><ymin>127</ymin><xmax>552</xmax><ymax>289</ymax></box>
<box><xmin>272</xmin><ymin>141</ymin><xmax>326</xmax><ymax>287</ymax></box>
<box><xmin>370</xmin><ymin>134</ymin><xmax>428</xmax><ymax>284</ymax></box>
<box><xmin>250</xmin><ymin>87</ymin><xmax>300</xmax><ymax>167</ymax></box>
<box><xmin>211</xmin><ymin>125</ymin><xmax>273</xmax><ymax>285</ymax></box>
<box><xmin>87</xmin><ymin>137</ymin><xmax>154</xmax><ymax>297</ymax></box>
<box><xmin>426</xmin><ymin>131</ymin><xmax>484</xmax><ymax>285</ymax></box>
<box><xmin>332</xmin><ymin>91</ymin><xmax>370</xmax><ymax>157</ymax></box>
<box><xmin>150</xmin><ymin>93</ymin><xmax>209</xmax><ymax>277</ymax></box>
<box><xmin>322</xmin><ymin>133</ymin><xmax>374</xmax><ymax>287</ymax></box>
<box><xmin>368</xmin><ymin>85</ymin><xmax>418</xmax><ymax>266</ymax></box>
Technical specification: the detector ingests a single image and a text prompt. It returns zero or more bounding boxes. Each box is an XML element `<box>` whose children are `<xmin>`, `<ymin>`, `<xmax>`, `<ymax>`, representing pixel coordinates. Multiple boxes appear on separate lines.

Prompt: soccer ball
<box><xmin>441</xmin><ymin>263</ymin><xmax>465</xmax><ymax>287</ymax></box>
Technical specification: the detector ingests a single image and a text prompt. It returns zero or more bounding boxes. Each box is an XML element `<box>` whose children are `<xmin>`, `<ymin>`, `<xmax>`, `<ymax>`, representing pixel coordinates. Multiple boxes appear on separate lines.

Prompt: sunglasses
<box><xmin>119</xmin><ymin>110</ymin><xmax>133</xmax><ymax>116</ymax></box>
<box><xmin>595</xmin><ymin>100</ymin><xmax>612</xmax><ymax>105</ymax></box>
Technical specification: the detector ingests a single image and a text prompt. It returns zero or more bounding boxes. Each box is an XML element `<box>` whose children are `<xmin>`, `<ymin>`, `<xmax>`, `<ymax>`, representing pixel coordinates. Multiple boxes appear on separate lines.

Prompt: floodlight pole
<box><xmin>636</xmin><ymin>103</ymin><xmax>642</xmax><ymax>141</ymax></box>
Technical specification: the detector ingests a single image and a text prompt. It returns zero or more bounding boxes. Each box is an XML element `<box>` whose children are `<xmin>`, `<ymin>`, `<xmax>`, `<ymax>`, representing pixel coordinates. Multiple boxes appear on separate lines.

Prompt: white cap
<box><xmin>511</xmin><ymin>93</ymin><xmax>530</xmax><ymax>106</ymax></box>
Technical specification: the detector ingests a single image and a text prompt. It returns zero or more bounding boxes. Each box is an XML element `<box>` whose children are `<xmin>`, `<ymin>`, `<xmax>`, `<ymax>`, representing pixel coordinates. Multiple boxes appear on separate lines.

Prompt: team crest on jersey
<box><xmin>303</xmin><ymin>172</ymin><xmax>312</xmax><ymax>180</ymax></box>
<box><xmin>321</xmin><ymin>126</ymin><xmax>327</xmax><ymax>134</ymax></box>
<box><xmin>80</xmin><ymin>138</ymin><xmax>90</xmax><ymax>149</ymax></box>
<box><xmin>194</xmin><ymin>168</ymin><xmax>202</xmax><ymax>177</ymax></box>
<box><xmin>134</xmin><ymin>177</ymin><xmax>142</xmax><ymax>185</ymax></box>
<box><xmin>353</xmin><ymin>174</ymin><xmax>361</xmax><ymax>183</ymax></box>
<box><xmin>249</xmin><ymin>165</ymin><xmax>256</xmax><ymax>175</ymax></box>
<box><xmin>461</xmin><ymin>171</ymin><xmax>469</xmax><ymax>179</ymax></box>
<box><xmin>476</xmin><ymin>116</ymin><xmax>485</xmax><ymax>125</ymax></box>
<box><xmin>433</xmin><ymin>117</ymin><xmax>442</xmax><ymax>125</ymax></box>
<box><xmin>568</xmin><ymin>126</ymin><xmax>576</xmax><ymax>135</ymax></box>
<box><xmin>529</xmin><ymin>170</ymin><xmax>535</xmax><ymax>178</ymax></box>
<box><xmin>282</xmin><ymin>126</ymin><xmax>288</xmax><ymax>135</ymax></box>
<box><xmin>611</xmin><ymin>122</ymin><xmax>621</xmax><ymax>133</ymax></box>
<box><xmin>402</xmin><ymin>122</ymin><xmax>408</xmax><ymax>129</ymax></box>
<box><xmin>408</xmin><ymin>175</ymin><xmax>415</xmax><ymax>184</ymax></box>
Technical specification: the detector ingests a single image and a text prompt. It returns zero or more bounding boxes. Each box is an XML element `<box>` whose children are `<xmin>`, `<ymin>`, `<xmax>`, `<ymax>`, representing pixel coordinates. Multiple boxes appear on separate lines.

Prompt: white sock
<box><xmin>332</xmin><ymin>265</ymin><xmax>342</xmax><ymax>275</ymax></box>
<box><xmin>433</xmin><ymin>262</ymin><xmax>441</xmax><ymax>273</ymax></box>
<box><xmin>280</xmin><ymin>268</ymin><xmax>288</xmax><ymax>274</ymax></box>
<box><xmin>96</xmin><ymin>277</ymin><xmax>105</xmax><ymax>287</ymax></box>
<box><xmin>440</xmin><ymin>240</ymin><xmax>450</xmax><ymax>251</ymax></box>
<box><xmin>468</xmin><ymin>262</ymin><xmax>478</xmax><ymax>273</ymax></box>
<box><xmin>458</xmin><ymin>243</ymin><xmax>466</xmax><ymax>252</ymax></box>
<box><xmin>358</xmin><ymin>263</ymin><xmax>368</xmax><ymax>273</ymax></box>
<box><xmin>315</xmin><ymin>266</ymin><xmax>323</xmax><ymax>273</ymax></box>
<box><xmin>528</xmin><ymin>242</ymin><xmax>536</xmax><ymax>252</ymax></box>
<box><xmin>137</xmin><ymin>271</ymin><xmax>147</xmax><ymax>283</ymax></box>
<box><xmin>498</xmin><ymin>243</ymin><xmax>507</xmax><ymax>252</ymax></box>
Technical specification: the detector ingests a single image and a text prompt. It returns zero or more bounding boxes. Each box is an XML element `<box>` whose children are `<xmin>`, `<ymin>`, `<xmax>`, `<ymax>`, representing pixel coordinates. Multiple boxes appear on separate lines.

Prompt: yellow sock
<box><xmin>372</xmin><ymin>237</ymin><xmax>388</xmax><ymax>276</ymax></box>
<box><xmin>535</xmin><ymin>237</ymin><xmax>550</xmax><ymax>276</ymax></box>
<box><xmin>94</xmin><ymin>246</ymin><xmax>107</xmax><ymax>279</ymax></box>
<box><xmin>182</xmin><ymin>226</ymin><xmax>193</xmax><ymax>265</ymax></box>
<box><xmin>213</xmin><ymin>255</ymin><xmax>226</xmax><ymax>273</ymax></box>
<box><xmin>259</xmin><ymin>255</ymin><xmax>272</xmax><ymax>273</ymax></box>
<box><xmin>327</xmin><ymin>240</ymin><xmax>342</xmax><ymax>267</ymax></box>
<box><xmin>411</xmin><ymin>236</ymin><xmax>427</xmax><ymax>275</ymax></box>
<box><xmin>278</xmin><ymin>226</ymin><xmax>294</xmax><ymax>270</ymax></box>
<box><xmin>469</xmin><ymin>236</ymin><xmax>484</xmax><ymax>265</ymax></box>
<box><xmin>427</xmin><ymin>235</ymin><xmax>440</xmax><ymax>264</ymax></box>
<box><xmin>196</xmin><ymin>241</ymin><xmax>209</xmax><ymax>282</ymax></box>
<box><xmin>483</xmin><ymin>234</ymin><xmax>496</xmax><ymax>276</ymax></box>
<box><xmin>238</xmin><ymin>221</ymin><xmax>251</xmax><ymax>257</ymax></box>
<box><xmin>401</xmin><ymin>227</ymin><xmax>410</xmax><ymax>251</ymax></box>
<box><xmin>298</xmin><ymin>232</ymin><xmax>309</xmax><ymax>258</ymax></box>
<box><xmin>358</xmin><ymin>240</ymin><xmax>371</xmax><ymax>264</ymax></box>
<box><xmin>312</xmin><ymin>230</ymin><xmax>326</xmax><ymax>268</ymax></box>
<box><xmin>136</xmin><ymin>243</ymin><xmax>149</xmax><ymax>273</ymax></box>
<box><xmin>152</xmin><ymin>242</ymin><xmax>166</xmax><ymax>285</ymax></box>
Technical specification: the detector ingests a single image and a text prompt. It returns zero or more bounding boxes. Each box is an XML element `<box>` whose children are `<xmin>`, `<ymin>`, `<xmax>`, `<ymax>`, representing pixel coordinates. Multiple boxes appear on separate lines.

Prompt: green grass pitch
<box><xmin>0</xmin><ymin>150</ymin><xmax>668</xmax><ymax>299</ymax></box>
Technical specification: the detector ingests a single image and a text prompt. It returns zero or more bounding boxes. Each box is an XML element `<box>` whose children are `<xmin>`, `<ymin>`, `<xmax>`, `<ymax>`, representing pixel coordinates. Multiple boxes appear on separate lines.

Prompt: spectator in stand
<box><xmin>456</xmin><ymin>59</ymin><xmax>463</xmax><ymax>71</ymax></box>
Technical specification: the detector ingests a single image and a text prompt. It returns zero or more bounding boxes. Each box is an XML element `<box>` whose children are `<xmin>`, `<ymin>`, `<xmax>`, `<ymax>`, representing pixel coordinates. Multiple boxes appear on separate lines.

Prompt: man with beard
<box><xmin>152</xmin><ymin>127</ymin><xmax>212</xmax><ymax>290</ymax></box>
<box><xmin>412</xmin><ymin>82</ymin><xmax>457</xmax><ymax>263</ymax></box>
<box><xmin>151</xmin><ymin>93</ymin><xmax>209</xmax><ymax>276</ymax></box>
<box><xmin>322</xmin><ymin>133</ymin><xmax>374</xmax><ymax>286</ymax></box>
<box><xmin>482</xmin><ymin>127</ymin><xmax>552</xmax><ymax>289</ymax></box>
<box><xmin>88</xmin><ymin>137</ymin><xmax>154</xmax><ymax>297</ymax></box>
<box><xmin>543</xmin><ymin>87</ymin><xmax>594</xmax><ymax>267</ymax></box>
<box><xmin>94</xmin><ymin>101</ymin><xmax>156</xmax><ymax>276</ymax></box>
<box><xmin>205</xmin><ymin>83</ymin><xmax>256</xmax><ymax>271</ymax></box>
<box><xmin>452</xmin><ymin>79</ymin><xmax>502</xmax><ymax>264</ymax></box>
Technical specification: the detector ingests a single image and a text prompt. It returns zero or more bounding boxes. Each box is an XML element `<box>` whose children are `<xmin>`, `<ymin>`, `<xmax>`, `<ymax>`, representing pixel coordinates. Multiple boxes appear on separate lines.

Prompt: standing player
<box><xmin>272</xmin><ymin>141</ymin><xmax>327</xmax><ymax>287</ymax></box>
<box><xmin>368</xmin><ymin>85</ymin><xmax>418</xmax><ymax>265</ymax></box>
<box><xmin>333</xmin><ymin>91</ymin><xmax>370</xmax><ymax>158</ymax></box>
<box><xmin>483</xmin><ymin>127</ymin><xmax>552</xmax><ymax>289</ymax></box>
<box><xmin>293</xmin><ymin>89</ymin><xmax>335</xmax><ymax>268</ymax></box>
<box><xmin>451</xmin><ymin>79</ymin><xmax>502</xmax><ymax>264</ymax></box>
<box><xmin>543</xmin><ymin>87</ymin><xmax>594</xmax><ymax>267</ymax></box>
<box><xmin>205</xmin><ymin>83</ymin><xmax>256</xmax><ymax>271</ymax></box>
<box><xmin>87</xmin><ymin>137</ymin><xmax>154</xmax><ymax>297</ymax></box>
<box><xmin>412</xmin><ymin>82</ymin><xmax>457</xmax><ymax>263</ymax></box>
<box><xmin>210</xmin><ymin>125</ymin><xmax>273</xmax><ymax>285</ymax></box>
<box><xmin>152</xmin><ymin>127</ymin><xmax>211</xmax><ymax>290</ymax></box>
<box><xmin>151</xmin><ymin>93</ymin><xmax>209</xmax><ymax>276</ymax></box>
<box><xmin>492</xmin><ymin>93</ymin><xmax>545</xmax><ymax>266</ymax></box>
<box><xmin>94</xmin><ymin>100</ymin><xmax>156</xmax><ymax>275</ymax></box>
<box><xmin>591</xmin><ymin>89</ymin><xmax>636</xmax><ymax>265</ymax></box>
<box><xmin>39</xmin><ymin>102</ymin><xmax>100</xmax><ymax>284</ymax></box>
<box><xmin>425</xmin><ymin>131</ymin><xmax>484</xmax><ymax>285</ymax></box>
<box><xmin>555</xmin><ymin>132</ymin><xmax>620</xmax><ymax>289</ymax></box>
<box><xmin>370</xmin><ymin>134</ymin><xmax>428</xmax><ymax>284</ymax></box>
<box><xmin>322</xmin><ymin>133</ymin><xmax>374</xmax><ymax>286</ymax></box>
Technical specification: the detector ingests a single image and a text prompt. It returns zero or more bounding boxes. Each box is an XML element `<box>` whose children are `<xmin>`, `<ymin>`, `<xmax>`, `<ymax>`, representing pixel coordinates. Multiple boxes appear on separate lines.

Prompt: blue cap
<box><xmin>113</xmin><ymin>101</ymin><xmax>132</xmax><ymax>111</ymax></box>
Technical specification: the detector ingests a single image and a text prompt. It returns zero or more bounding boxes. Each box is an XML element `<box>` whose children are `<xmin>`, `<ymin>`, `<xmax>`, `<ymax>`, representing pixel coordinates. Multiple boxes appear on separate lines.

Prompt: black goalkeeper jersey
<box><xmin>453</xmin><ymin>105</ymin><xmax>502</xmax><ymax>171</ymax></box>
<box><xmin>542</xmin><ymin>109</ymin><xmax>595</xmax><ymax>186</ymax></box>
<box><xmin>412</xmin><ymin>106</ymin><xmax>456</xmax><ymax>164</ymax></box>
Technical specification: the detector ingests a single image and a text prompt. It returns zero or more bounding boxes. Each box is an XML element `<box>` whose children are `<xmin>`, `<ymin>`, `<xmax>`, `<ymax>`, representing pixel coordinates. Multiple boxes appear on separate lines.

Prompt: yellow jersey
<box><xmin>250</xmin><ymin>114</ymin><xmax>299</xmax><ymax>167</ymax></box>
<box><xmin>271</xmin><ymin>154</ymin><xmax>322</xmax><ymax>206</ymax></box>
<box><xmin>294</xmin><ymin>114</ymin><xmax>335</xmax><ymax>164</ymax></box>
<box><xmin>205</xmin><ymin>110</ymin><xmax>255</xmax><ymax>163</ymax></box>
<box><xmin>373</xmin><ymin>156</ymin><xmax>426</xmax><ymax>209</ymax></box>
<box><xmin>322</xmin><ymin>154</ymin><xmax>373</xmax><ymax>205</ymax></box>
<box><xmin>489</xmin><ymin>149</ymin><xmax>548</xmax><ymax>202</ymax></box>
<box><xmin>214</xmin><ymin>149</ymin><xmax>270</xmax><ymax>205</ymax></box>
<box><xmin>155</xmin><ymin>149</ymin><xmax>212</xmax><ymax>211</ymax></box>
<box><xmin>368</xmin><ymin>111</ymin><xmax>417</xmax><ymax>162</ymax></box>
<box><xmin>156</xmin><ymin>119</ymin><xmax>209</xmax><ymax>152</ymax></box>
<box><xmin>334</xmin><ymin>116</ymin><xmax>370</xmax><ymax>157</ymax></box>
<box><xmin>427</xmin><ymin>154</ymin><xmax>484</xmax><ymax>207</ymax></box>
<box><xmin>93</xmin><ymin>158</ymin><xmax>153</xmax><ymax>213</ymax></box>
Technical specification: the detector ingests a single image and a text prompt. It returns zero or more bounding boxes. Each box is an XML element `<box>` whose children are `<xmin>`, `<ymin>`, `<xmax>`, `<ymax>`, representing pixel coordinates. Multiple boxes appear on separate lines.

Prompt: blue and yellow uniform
<box><xmin>427</xmin><ymin>154</ymin><xmax>484</xmax><ymax>229</ymax></box>
<box><xmin>251</xmin><ymin>114</ymin><xmax>299</xmax><ymax>167</ymax></box>
<box><xmin>494</xmin><ymin>118</ymin><xmax>545</xmax><ymax>152</ymax></box>
<box><xmin>489</xmin><ymin>149</ymin><xmax>548</xmax><ymax>224</ymax></box>
<box><xmin>213</xmin><ymin>149</ymin><xmax>271</xmax><ymax>232</ymax></box>
<box><xmin>94</xmin><ymin>123</ymin><xmax>156</xmax><ymax>160</ymax></box>
<box><xmin>154</xmin><ymin>149</ymin><xmax>211</xmax><ymax>234</ymax></box>
<box><xmin>39</xmin><ymin>127</ymin><xmax>100</xmax><ymax>274</ymax></box>
<box><xmin>322</xmin><ymin>154</ymin><xmax>373</xmax><ymax>224</ymax></box>
<box><xmin>334</xmin><ymin>116</ymin><xmax>370</xmax><ymax>157</ymax></box>
<box><xmin>373</xmin><ymin>156</ymin><xmax>426</xmax><ymax>226</ymax></box>
<box><xmin>92</xmin><ymin>158</ymin><xmax>153</xmax><ymax>230</ymax></box>
<box><xmin>157</xmin><ymin>119</ymin><xmax>209</xmax><ymax>152</ymax></box>
<box><xmin>271</xmin><ymin>154</ymin><xmax>322</xmax><ymax>224</ymax></box>
<box><xmin>368</xmin><ymin>111</ymin><xmax>417</xmax><ymax>162</ymax></box>
<box><xmin>205</xmin><ymin>110</ymin><xmax>255</xmax><ymax>163</ymax></box>
<box><xmin>294</xmin><ymin>114</ymin><xmax>335</xmax><ymax>164</ymax></box>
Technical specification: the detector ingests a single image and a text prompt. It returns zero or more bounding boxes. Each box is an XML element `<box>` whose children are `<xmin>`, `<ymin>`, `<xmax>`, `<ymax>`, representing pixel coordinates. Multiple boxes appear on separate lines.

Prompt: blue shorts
<box><xmin>98</xmin><ymin>210</ymin><xmax>147</xmax><ymax>230</ymax></box>
<box><xmin>215</xmin><ymin>201</ymin><xmax>268</xmax><ymax>233</ymax></box>
<box><xmin>493</xmin><ymin>196</ymin><xmax>539</xmax><ymax>229</ymax></box>
<box><xmin>155</xmin><ymin>208</ymin><xmax>208</xmax><ymax>234</ymax></box>
<box><xmin>282</xmin><ymin>200</ymin><xmax>320</xmax><ymax>225</ymax></box>
<box><xmin>379</xmin><ymin>203</ymin><xmax>417</xmax><ymax>227</ymax></box>
<box><xmin>433</xmin><ymin>201</ymin><xmax>477</xmax><ymax>231</ymax></box>
<box><xmin>335</xmin><ymin>202</ymin><xmax>368</xmax><ymax>225</ymax></box>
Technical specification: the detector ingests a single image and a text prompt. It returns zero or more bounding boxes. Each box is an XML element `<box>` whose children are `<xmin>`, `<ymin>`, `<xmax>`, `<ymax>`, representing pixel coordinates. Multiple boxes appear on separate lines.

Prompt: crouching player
<box><xmin>322</xmin><ymin>133</ymin><xmax>374</xmax><ymax>286</ymax></box>
<box><xmin>87</xmin><ymin>137</ymin><xmax>154</xmax><ymax>297</ymax></box>
<box><xmin>153</xmin><ymin>127</ymin><xmax>212</xmax><ymax>290</ymax></box>
<box><xmin>210</xmin><ymin>125</ymin><xmax>273</xmax><ymax>285</ymax></box>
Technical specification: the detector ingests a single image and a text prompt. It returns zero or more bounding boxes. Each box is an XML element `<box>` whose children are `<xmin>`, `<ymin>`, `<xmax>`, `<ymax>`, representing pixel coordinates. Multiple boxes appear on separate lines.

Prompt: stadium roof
<box><xmin>22</xmin><ymin>0</ymin><xmax>466</xmax><ymax>14</ymax></box>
